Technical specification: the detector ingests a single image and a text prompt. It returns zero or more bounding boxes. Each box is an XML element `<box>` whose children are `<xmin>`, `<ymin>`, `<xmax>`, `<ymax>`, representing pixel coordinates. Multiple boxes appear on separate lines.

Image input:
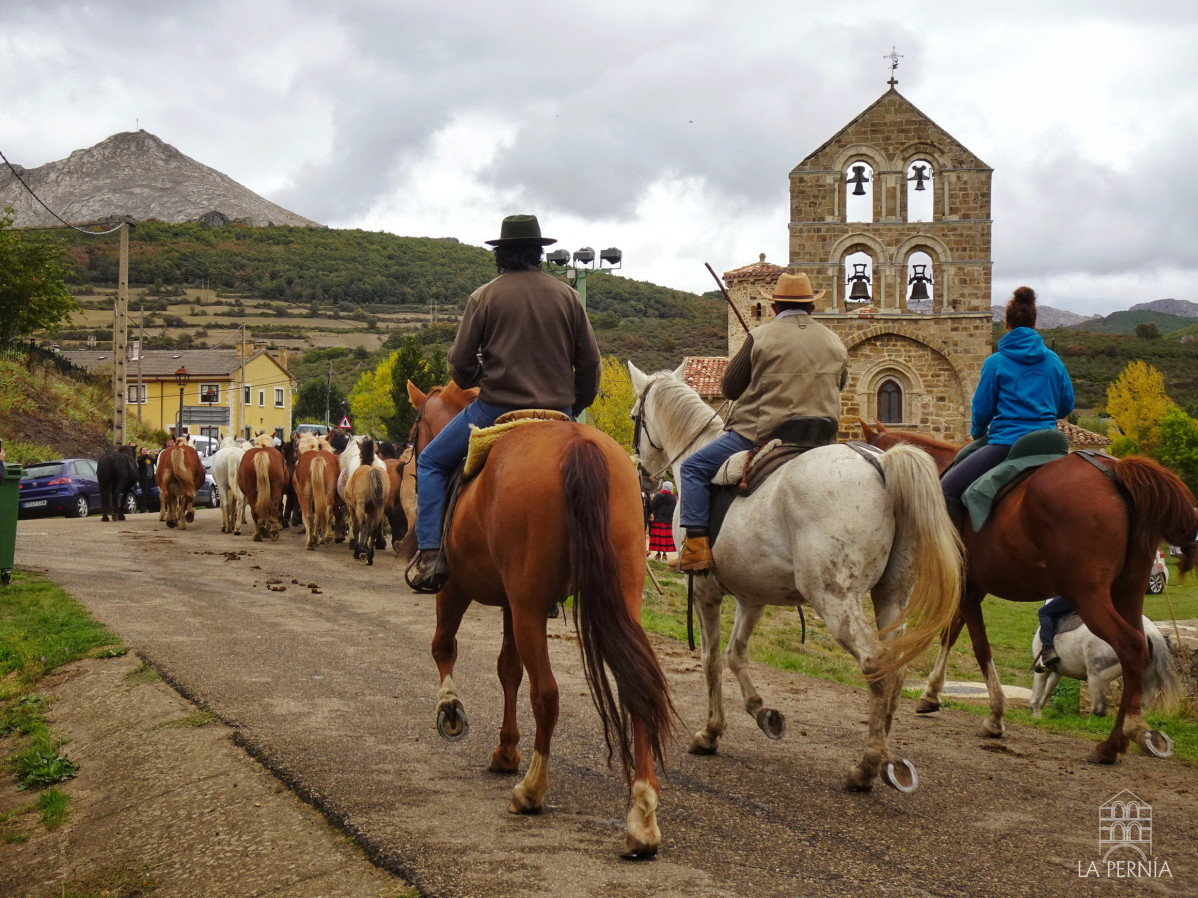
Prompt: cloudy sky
<box><xmin>1</xmin><ymin>0</ymin><xmax>1194</xmax><ymax>316</ymax></box>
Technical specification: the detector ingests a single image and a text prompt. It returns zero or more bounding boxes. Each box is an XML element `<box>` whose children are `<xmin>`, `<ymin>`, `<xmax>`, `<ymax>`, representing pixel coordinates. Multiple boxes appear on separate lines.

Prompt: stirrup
<box><xmin>405</xmin><ymin>549</ymin><xmax>449</xmax><ymax>594</ymax></box>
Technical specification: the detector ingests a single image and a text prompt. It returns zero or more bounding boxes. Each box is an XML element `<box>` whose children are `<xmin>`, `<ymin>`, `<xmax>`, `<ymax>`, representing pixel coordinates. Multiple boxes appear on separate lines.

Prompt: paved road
<box><xmin>16</xmin><ymin>511</ymin><xmax>1197</xmax><ymax>896</ymax></box>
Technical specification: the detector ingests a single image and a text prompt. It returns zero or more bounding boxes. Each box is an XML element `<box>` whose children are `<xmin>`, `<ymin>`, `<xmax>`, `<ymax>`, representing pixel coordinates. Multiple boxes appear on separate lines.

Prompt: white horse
<box><xmin>1030</xmin><ymin>616</ymin><xmax>1181</xmax><ymax>718</ymax></box>
<box><xmin>210</xmin><ymin>435</ymin><xmax>248</xmax><ymax>536</ymax></box>
<box><xmin>629</xmin><ymin>363</ymin><xmax>961</xmax><ymax>792</ymax></box>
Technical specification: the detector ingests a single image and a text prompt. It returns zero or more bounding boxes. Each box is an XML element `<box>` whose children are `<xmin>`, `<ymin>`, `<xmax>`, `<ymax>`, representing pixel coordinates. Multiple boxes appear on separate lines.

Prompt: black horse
<box><xmin>97</xmin><ymin>444</ymin><xmax>138</xmax><ymax>522</ymax></box>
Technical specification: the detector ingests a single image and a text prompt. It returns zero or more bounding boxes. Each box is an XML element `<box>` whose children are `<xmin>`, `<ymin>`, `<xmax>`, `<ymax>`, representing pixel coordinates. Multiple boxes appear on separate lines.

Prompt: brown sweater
<box><xmin>721</xmin><ymin>313</ymin><xmax>848</xmax><ymax>443</ymax></box>
<box><xmin>447</xmin><ymin>269</ymin><xmax>601</xmax><ymax>414</ymax></box>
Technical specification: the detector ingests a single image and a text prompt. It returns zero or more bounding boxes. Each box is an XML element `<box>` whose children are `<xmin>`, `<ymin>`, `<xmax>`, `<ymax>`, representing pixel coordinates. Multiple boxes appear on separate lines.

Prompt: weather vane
<box><xmin>885</xmin><ymin>46</ymin><xmax>903</xmax><ymax>88</ymax></box>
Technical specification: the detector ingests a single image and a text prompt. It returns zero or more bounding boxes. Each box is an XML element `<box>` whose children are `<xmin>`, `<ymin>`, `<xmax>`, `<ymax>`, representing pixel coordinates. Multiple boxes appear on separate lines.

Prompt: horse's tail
<box><xmin>874</xmin><ymin>443</ymin><xmax>964</xmax><ymax>679</ymax></box>
<box><xmin>1113</xmin><ymin>456</ymin><xmax>1198</xmax><ymax>579</ymax></box>
<box><xmin>366</xmin><ymin>467</ymin><xmax>387</xmax><ymax>520</ymax></box>
<box><xmin>311</xmin><ymin>457</ymin><xmax>330</xmax><ymax>529</ymax></box>
<box><xmin>1145</xmin><ymin>623</ymin><xmax>1183</xmax><ymax>713</ymax></box>
<box><xmin>171</xmin><ymin>445</ymin><xmax>196</xmax><ymax>493</ymax></box>
<box><xmin>253</xmin><ymin>451</ymin><xmax>274</xmax><ymax>522</ymax></box>
<box><xmin>564</xmin><ymin>436</ymin><xmax>676</xmax><ymax>786</ymax></box>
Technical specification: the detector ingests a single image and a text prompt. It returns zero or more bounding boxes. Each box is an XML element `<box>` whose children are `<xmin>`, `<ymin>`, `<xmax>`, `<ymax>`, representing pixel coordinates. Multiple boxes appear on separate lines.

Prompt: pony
<box><xmin>293</xmin><ymin>434</ymin><xmax>338</xmax><ymax>550</ymax></box>
<box><xmin>210</xmin><ymin>435</ymin><xmax>248</xmax><ymax>535</ymax></box>
<box><xmin>336</xmin><ymin>435</ymin><xmax>389</xmax><ymax>550</ymax></box>
<box><xmin>1030</xmin><ymin>615</ymin><xmax>1181</xmax><ymax>718</ymax></box>
<box><xmin>237</xmin><ymin>435</ymin><xmax>288</xmax><ymax>542</ymax></box>
<box><xmin>397</xmin><ymin>382</ymin><xmax>676</xmax><ymax>859</ymax></box>
<box><xmin>344</xmin><ymin>439</ymin><xmax>388</xmax><ymax>564</ymax></box>
<box><xmin>861</xmin><ymin>420</ymin><xmax>1198</xmax><ymax>763</ymax></box>
<box><xmin>97</xmin><ymin>444</ymin><xmax>137</xmax><ymax>522</ymax></box>
<box><xmin>155</xmin><ymin>441</ymin><xmax>204</xmax><ymax>530</ymax></box>
<box><xmin>629</xmin><ymin>363</ymin><xmax>961</xmax><ymax>794</ymax></box>
<box><xmin>278</xmin><ymin>438</ymin><xmax>303</xmax><ymax>530</ymax></box>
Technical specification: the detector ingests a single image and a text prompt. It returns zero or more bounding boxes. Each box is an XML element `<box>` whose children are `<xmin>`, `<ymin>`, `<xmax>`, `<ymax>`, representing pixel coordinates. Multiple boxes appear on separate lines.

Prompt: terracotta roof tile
<box><xmin>59</xmin><ymin>348</ymin><xmax>292</xmax><ymax>380</ymax></box>
<box><xmin>1058</xmin><ymin>419</ymin><xmax>1111</xmax><ymax>447</ymax></box>
<box><xmin>683</xmin><ymin>356</ymin><xmax>729</xmax><ymax>397</ymax></box>
<box><xmin>723</xmin><ymin>261</ymin><xmax>784</xmax><ymax>281</ymax></box>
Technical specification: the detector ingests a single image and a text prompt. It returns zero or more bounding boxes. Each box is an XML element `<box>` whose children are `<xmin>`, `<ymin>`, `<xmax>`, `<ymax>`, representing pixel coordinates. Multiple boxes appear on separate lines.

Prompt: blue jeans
<box><xmin>414</xmin><ymin>399</ymin><xmax>572</xmax><ymax>550</ymax></box>
<box><xmin>940</xmin><ymin>442</ymin><xmax>1012</xmax><ymax>503</ymax></box>
<box><xmin>1038</xmin><ymin>596</ymin><xmax>1074</xmax><ymax>650</ymax></box>
<box><xmin>679</xmin><ymin>430</ymin><xmax>756</xmax><ymax>530</ymax></box>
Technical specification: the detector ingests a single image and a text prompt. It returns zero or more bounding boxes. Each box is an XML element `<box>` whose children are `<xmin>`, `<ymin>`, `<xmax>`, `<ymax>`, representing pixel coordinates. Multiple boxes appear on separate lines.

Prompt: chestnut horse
<box><xmin>237</xmin><ymin>435</ymin><xmax>288</xmax><ymax>542</ymax></box>
<box><xmin>398</xmin><ymin>384</ymin><xmax>676</xmax><ymax>859</ymax></box>
<box><xmin>155</xmin><ymin>441</ymin><xmax>204</xmax><ymax>529</ymax></box>
<box><xmin>294</xmin><ymin>434</ymin><xmax>338</xmax><ymax>550</ymax></box>
<box><xmin>861</xmin><ymin>420</ymin><xmax>1198</xmax><ymax>763</ymax></box>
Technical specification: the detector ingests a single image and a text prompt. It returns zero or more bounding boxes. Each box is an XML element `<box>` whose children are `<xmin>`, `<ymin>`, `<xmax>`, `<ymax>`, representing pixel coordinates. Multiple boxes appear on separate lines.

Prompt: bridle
<box><xmin>632</xmin><ymin>377</ymin><xmax>727</xmax><ymax>483</ymax></box>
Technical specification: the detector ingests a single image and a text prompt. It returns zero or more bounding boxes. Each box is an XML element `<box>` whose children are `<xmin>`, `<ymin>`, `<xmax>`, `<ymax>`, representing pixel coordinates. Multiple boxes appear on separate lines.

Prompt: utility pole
<box><xmin>239</xmin><ymin>323</ymin><xmax>247</xmax><ymax>440</ymax></box>
<box><xmin>136</xmin><ymin>304</ymin><xmax>144</xmax><ymax>422</ymax></box>
<box><xmin>325</xmin><ymin>360</ymin><xmax>333</xmax><ymax>427</ymax></box>
<box><xmin>112</xmin><ymin>221</ymin><xmax>129</xmax><ymax>444</ymax></box>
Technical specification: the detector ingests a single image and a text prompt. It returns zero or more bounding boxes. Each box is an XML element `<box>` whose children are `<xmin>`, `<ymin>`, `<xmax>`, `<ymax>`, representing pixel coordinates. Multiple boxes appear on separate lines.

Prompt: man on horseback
<box><xmin>407</xmin><ymin>214</ymin><xmax>602</xmax><ymax>593</ymax></box>
<box><xmin>939</xmin><ymin>286</ymin><xmax>1074</xmax><ymax>529</ymax></box>
<box><xmin>678</xmin><ymin>272</ymin><xmax>848</xmax><ymax>572</ymax></box>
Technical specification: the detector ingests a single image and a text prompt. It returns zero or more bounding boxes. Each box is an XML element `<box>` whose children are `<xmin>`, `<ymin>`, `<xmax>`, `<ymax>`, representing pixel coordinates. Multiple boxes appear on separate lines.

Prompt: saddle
<box><xmin>462</xmin><ymin>409</ymin><xmax>570</xmax><ymax>478</ymax></box>
<box><xmin>708</xmin><ymin>416</ymin><xmax>838</xmax><ymax>547</ymax></box>
<box><xmin>960</xmin><ymin>428</ymin><xmax>1071</xmax><ymax>532</ymax></box>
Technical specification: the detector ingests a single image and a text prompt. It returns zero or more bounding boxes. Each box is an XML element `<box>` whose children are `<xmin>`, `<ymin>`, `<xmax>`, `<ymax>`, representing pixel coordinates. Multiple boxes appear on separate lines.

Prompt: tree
<box><xmin>1105</xmin><ymin>360</ymin><xmax>1174</xmax><ymax>453</ymax></box>
<box><xmin>589</xmin><ymin>356</ymin><xmax>636</xmax><ymax>451</ymax></box>
<box><xmin>347</xmin><ymin>353</ymin><xmax>398</xmax><ymax>439</ymax></box>
<box><xmin>1153</xmin><ymin>406</ymin><xmax>1198</xmax><ymax>496</ymax></box>
<box><xmin>0</xmin><ymin>212</ymin><xmax>77</xmax><ymax>344</ymax></box>
<box><xmin>387</xmin><ymin>335</ymin><xmax>445</xmax><ymax>441</ymax></box>
<box><xmin>1135</xmin><ymin>322</ymin><xmax>1160</xmax><ymax>340</ymax></box>
<box><xmin>292</xmin><ymin>377</ymin><xmax>345</xmax><ymax>427</ymax></box>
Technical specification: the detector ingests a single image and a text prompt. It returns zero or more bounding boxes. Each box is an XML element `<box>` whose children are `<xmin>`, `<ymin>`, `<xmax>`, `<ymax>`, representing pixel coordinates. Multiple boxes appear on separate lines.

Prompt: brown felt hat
<box><xmin>484</xmin><ymin>214</ymin><xmax>557</xmax><ymax>247</ymax></box>
<box><xmin>764</xmin><ymin>272</ymin><xmax>825</xmax><ymax>302</ymax></box>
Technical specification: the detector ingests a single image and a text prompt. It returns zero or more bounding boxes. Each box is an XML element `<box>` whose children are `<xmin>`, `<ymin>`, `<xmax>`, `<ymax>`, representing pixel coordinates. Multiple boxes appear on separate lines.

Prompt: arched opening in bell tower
<box><xmin>905</xmin><ymin>250</ymin><xmax>935</xmax><ymax>314</ymax></box>
<box><xmin>906</xmin><ymin>160</ymin><xmax>934</xmax><ymax>222</ymax></box>
<box><xmin>845</xmin><ymin>162</ymin><xmax>874</xmax><ymax>223</ymax></box>
<box><xmin>843</xmin><ymin>250</ymin><xmax>874</xmax><ymax>311</ymax></box>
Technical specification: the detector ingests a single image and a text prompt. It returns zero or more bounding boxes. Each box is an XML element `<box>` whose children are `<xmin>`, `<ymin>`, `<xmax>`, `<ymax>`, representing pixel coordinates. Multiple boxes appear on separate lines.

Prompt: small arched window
<box><xmin>754</xmin><ymin>302</ymin><xmax>762</xmax><ymax>320</ymax></box>
<box><xmin>878</xmin><ymin>379</ymin><xmax>903</xmax><ymax>424</ymax></box>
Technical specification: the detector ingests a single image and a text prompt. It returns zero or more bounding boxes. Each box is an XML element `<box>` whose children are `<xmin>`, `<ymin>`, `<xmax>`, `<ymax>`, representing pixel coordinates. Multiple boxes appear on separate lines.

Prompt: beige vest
<box><xmin>725</xmin><ymin>316</ymin><xmax>848</xmax><ymax>443</ymax></box>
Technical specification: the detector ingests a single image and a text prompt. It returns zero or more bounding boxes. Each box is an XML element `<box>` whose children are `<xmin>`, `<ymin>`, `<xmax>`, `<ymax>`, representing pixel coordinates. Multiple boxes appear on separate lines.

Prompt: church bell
<box><xmin>907</xmin><ymin>164</ymin><xmax>930</xmax><ymax>191</ymax></box>
<box><xmin>846</xmin><ymin>263</ymin><xmax>871</xmax><ymax>301</ymax></box>
<box><xmin>847</xmin><ymin>165</ymin><xmax>869</xmax><ymax>196</ymax></box>
<box><xmin>908</xmin><ymin>264</ymin><xmax>933</xmax><ymax>301</ymax></box>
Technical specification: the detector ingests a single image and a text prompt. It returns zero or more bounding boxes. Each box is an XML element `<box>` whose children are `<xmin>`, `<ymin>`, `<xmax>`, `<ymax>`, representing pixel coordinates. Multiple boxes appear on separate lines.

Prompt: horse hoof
<box><xmin>619</xmin><ymin>843</ymin><xmax>659</xmax><ymax>861</ymax></box>
<box><xmin>1139</xmin><ymin>730</ymin><xmax>1173</xmax><ymax>759</ymax></box>
<box><xmin>166</xmin><ymin>520</ymin><xmax>177</xmax><ymax>529</ymax></box>
<box><xmin>186</xmin><ymin>510</ymin><xmax>195</xmax><ymax>523</ymax></box>
<box><xmin>978</xmin><ymin>723</ymin><xmax>1004</xmax><ymax>739</ymax></box>
<box><xmin>687</xmin><ymin>735</ymin><xmax>719</xmax><ymax>756</ymax></box>
<box><xmin>1087</xmin><ymin>746</ymin><xmax>1119</xmax><ymax>765</ymax></box>
<box><xmin>842</xmin><ymin>772</ymin><xmax>874</xmax><ymax>793</ymax></box>
<box><xmin>881</xmin><ymin>759</ymin><xmax>919</xmax><ymax>794</ymax></box>
<box><xmin>756</xmin><ymin>708</ymin><xmax>786</xmax><ymax>740</ymax></box>
<box><xmin>437</xmin><ymin>705</ymin><xmax>470</xmax><ymax>742</ymax></box>
<box><xmin>270</xmin><ymin>531</ymin><xmax>280</xmax><ymax>542</ymax></box>
<box><xmin>915</xmin><ymin>699</ymin><xmax>940</xmax><ymax>714</ymax></box>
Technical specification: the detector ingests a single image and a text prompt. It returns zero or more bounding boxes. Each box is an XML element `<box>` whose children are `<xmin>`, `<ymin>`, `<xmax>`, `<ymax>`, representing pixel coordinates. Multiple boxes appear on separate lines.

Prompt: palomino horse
<box><xmin>156</xmin><ymin>441</ymin><xmax>204</xmax><ymax>529</ymax></box>
<box><xmin>97</xmin><ymin>444</ymin><xmax>137</xmax><ymax>522</ymax></box>
<box><xmin>1029</xmin><ymin>615</ymin><xmax>1180</xmax><ymax>718</ymax></box>
<box><xmin>398</xmin><ymin>385</ymin><xmax>676</xmax><ymax>858</ymax></box>
<box><xmin>344</xmin><ymin>439</ymin><xmax>388</xmax><ymax>564</ymax></box>
<box><xmin>210</xmin><ymin>436</ymin><xmax>248</xmax><ymax>535</ymax></box>
<box><xmin>336</xmin><ymin>435</ymin><xmax>389</xmax><ymax>550</ymax></box>
<box><xmin>294</xmin><ymin>434</ymin><xmax>338</xmax><ymax>550</ymax></box>
<box><xmin>861</xmin><ymin>420</ymin><xmax>1198</xmax><ymax>763</ymax></box>
<box><xmin>237</xmin><ymin>434</ymin><xmax>288</xmax><ymax>542</ymax></box>
<box><xmin>629</xmin><ymin>363</ymin><xmax>961</xmax><ymax>793</ymax></box>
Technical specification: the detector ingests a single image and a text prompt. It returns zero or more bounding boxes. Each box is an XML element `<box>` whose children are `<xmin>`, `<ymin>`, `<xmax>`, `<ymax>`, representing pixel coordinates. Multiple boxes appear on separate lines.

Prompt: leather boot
<box><xmin>1035</xmin><ymin>646</ymin><xmax>1060</xmax><ymax>674</ymax></box>
<box><xmin>406</xmin><ymin>548</ymin><xmax>449</xmax><ymax>594</ymax></box>
<box><xmin>944</xmin><ymin>497</ymin><xmax>966</xmax><ymax>532</ymax></box>
<box><xmin>680</xmin><ymin>532</ymin><xmax>713</xmax><ymax>573</ymax></box>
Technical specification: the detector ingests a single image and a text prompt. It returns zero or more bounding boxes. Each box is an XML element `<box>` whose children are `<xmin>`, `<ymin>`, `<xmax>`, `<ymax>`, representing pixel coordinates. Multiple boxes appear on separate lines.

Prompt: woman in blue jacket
<box><xmin>941</xmin><ymin>286</ymin><xmax>1074</xmax><ymax>525</ymax></box>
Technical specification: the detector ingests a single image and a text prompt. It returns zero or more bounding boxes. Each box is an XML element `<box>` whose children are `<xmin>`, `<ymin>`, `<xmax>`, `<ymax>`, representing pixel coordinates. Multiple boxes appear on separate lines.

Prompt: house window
<box><xmin>126</xmin><ymin>384</ymin><xmax>147</xmax><ymax>404</ymax></box>
<box><xmin>258</xmin><ymin>390</ymin><xmax>265</xmax><ymax>407</ymax></box>
<box><xmin>244</xmin><ymin>385</ymin><xmax>252</xmax><ymax>404</ymax></box>
<box><xmin>754</xmin><ymin>302</ymin><xmax>762</xmax><ymax>320</ymax></box>
<box><xmin>274</xmin><ymin>388</ymin><xmax>285</xmax><ymax>408</ymax></box>
<box><xmin>878</xmin><ymin>379</ymin><xmax>903</xmax><ymax>424</ymax></box>
<box><xmin>200</xmin><ymin>383</ymin><xmax>220</xmax><ymax>404</ymax></box>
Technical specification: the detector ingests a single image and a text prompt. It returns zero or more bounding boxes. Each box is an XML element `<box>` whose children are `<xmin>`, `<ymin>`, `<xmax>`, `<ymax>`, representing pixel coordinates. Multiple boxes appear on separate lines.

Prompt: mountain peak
<box><xmin>0</xmin><ymin>131</ymin><xmax>320</xmax><ymax>229</ymax></box>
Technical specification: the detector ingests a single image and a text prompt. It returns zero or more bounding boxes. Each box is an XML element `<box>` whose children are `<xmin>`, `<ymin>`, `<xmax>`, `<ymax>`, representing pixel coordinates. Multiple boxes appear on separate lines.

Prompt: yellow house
<box><xmin>62</xmin><ymin>344</ymin><xmax>296</xmax><ymax>442</ymax></box>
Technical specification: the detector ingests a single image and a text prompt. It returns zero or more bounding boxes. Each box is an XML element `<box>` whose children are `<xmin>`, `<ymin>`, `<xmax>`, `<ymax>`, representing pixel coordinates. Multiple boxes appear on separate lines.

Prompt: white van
<box><xmin>189</xmin><ymin>435</ymin><xmax>219</xmax><ymax>457</ymax></box>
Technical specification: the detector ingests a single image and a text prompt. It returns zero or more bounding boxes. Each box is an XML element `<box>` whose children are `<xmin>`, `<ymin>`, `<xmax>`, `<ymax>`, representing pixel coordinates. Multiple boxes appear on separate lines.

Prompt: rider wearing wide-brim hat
<box><xmin>407</xmin><ymin>214</ymin><xmax>602</xmax><ymax>593</ymax></box>
<box><xmin>678</xmin><ymin>271</ymin><xmax>849</xmax><ymax>572</ymax></box>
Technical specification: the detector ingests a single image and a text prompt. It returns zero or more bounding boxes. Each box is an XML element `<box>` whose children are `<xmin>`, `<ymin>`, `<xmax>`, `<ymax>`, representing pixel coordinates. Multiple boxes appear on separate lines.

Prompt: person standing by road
<box><xmin>648</xmin><ymin>482</ymin><xmax>677</xmax><ymax>561</ymax></box>
<box><xmin>136</xmin><ymin>446</ymin><xmax>157</xmax><ymax>512</ymax></box>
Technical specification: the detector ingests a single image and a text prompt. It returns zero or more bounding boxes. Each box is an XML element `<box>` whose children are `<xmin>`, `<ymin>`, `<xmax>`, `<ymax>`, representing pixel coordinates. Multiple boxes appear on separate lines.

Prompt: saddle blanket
<box><xmin>463</xmin><ymin>412</ymin><xmax>569</xmax><ymax>478</ymax></box>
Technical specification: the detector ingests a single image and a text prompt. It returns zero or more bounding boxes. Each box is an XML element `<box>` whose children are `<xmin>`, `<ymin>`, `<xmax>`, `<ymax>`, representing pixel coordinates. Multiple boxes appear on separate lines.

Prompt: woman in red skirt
<box><xmin>648</xmin><ymin>482</ymin><xmax>677</xmax><ymax>561</ymax></box>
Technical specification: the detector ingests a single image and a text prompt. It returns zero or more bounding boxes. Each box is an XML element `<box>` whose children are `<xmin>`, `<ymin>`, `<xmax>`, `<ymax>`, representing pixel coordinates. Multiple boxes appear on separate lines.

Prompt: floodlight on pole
<box><xmin>174</xmin><ymin>366</ymin><xmax>190</xmax><ymax>440</ymax></box>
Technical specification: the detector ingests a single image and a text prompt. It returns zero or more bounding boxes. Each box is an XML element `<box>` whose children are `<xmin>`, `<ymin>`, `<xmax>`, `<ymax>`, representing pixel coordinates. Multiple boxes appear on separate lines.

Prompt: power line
<box><xmin>0</xmin><ymin>146</ymin><xmax>126</xmax><ymax>235</ymax></box>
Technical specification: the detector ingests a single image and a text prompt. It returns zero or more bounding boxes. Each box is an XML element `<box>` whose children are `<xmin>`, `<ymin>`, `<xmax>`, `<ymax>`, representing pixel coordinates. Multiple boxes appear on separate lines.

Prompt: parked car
<box><xmin>294</xmin><ymin>423</ymin><xmax>330</xmax><ymax>438</ymax></box>
<box><xmin>1147</xmin><ymin>549</ymin><xmax>1168</xmax><ymax>595</ymax></box>
<box><xmin>123</xmin><ymin>470</ymin><xmax>220</xmax><ymax>514</ymax></box>
<box><xmin>17</xmin><ymin>458</ymin><xmax>101</xmax><ymax>518</ymax></box>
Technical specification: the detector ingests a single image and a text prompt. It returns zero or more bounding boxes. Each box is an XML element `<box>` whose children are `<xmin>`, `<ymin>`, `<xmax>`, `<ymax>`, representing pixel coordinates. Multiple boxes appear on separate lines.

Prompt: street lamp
<box><xmin>544</xmin><ymin>244</ymin><xmax>622</xmax><ymax>425</ymax></box>
<box><xmin>175</xmin><ymin>366</ymin><xmax>190</xmax><ymax>441</ymax></box>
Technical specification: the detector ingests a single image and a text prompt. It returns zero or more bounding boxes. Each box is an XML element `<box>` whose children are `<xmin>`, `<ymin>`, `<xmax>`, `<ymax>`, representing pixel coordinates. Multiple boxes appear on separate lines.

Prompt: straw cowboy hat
<box><xmin>485</xmin><ymin>214</ymin><xmax>557</xmax><ymax>247</ymax></box>
<box><xmin>763</xmin><ymin>272</ymin><xmax>825</xmax><ymax>302</ymax></box>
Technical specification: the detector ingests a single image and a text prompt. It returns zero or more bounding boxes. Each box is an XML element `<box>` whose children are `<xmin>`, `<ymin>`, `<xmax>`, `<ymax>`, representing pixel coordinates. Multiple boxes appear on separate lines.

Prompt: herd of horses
<box><xmin>92</xmin><ymin>364</ymin><xmax>1198</xmax><ymax>859</ymax></box>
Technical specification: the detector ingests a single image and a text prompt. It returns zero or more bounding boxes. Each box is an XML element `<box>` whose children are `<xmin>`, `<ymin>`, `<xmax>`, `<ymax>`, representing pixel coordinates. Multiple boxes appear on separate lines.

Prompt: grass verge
<box><xmin>642</xmin><ymin>556</ymin><xmax>1198</xmax><ymax>763</ymax></box>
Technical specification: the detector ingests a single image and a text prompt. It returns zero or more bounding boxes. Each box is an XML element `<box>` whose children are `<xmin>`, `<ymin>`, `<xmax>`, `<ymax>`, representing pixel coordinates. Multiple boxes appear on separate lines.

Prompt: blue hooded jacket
<box><xmin>971</xmin><ymin>327</ymin><xmax>1074</xmax><ymax>445</ymax></box>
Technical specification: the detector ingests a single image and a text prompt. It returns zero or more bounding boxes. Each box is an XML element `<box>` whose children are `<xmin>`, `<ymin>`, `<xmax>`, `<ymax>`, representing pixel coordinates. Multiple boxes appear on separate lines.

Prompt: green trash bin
<box><xmin>0</xmin><ymin>463</ymin><xmax>21</xmax><ymax>586</ymax></box>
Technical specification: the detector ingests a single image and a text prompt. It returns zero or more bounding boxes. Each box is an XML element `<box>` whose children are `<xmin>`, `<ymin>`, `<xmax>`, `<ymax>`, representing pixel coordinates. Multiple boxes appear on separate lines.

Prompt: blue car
<box><xmin>18</xmin><ymin>458</ymin><xmax>101</xmax><ymax>518</ymax></box>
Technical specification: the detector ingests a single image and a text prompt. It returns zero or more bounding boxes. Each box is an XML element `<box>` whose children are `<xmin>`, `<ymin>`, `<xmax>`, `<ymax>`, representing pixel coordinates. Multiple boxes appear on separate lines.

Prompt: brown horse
<box><xmin>237</xmin><ymin>438</ymin><xmax>288</xmax><ymax>542</ymax></box>
<box><xmin>398</xmin><ymin>387</ymin><xmax>676</xmax><ymax>858</ymax></box>
<box><xmin>155</xmin><ymin>441</ymin><xmax>204</xmax><ymax>529</ymax></box>
<box><xmin>399</xmin><ymin>380</ymin><xmax>479</xmax><ymax>536</ymax></box>
<box><xmin>344</xmin><ymin>439</ymin><xmax>388</xmax><ymax>565</ymax></box>
<box><xmin>861</xmin><ymin>420</ymin><xmax>1198</xmax><ymax>763</ymax></box>
<box><xmin>294</xmin><ymin>435</ymin><xmax>338</xmax><ymax>550</ymax></box>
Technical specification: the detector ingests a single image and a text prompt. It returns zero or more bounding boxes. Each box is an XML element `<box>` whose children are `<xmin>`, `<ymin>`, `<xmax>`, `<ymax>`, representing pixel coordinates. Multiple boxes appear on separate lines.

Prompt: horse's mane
<box><xmin>881</xmin><ymin>429</ymin><xmax>959</xmax><ymax>453</ymax></box>
<box><xmin>253</xmin><ymin>432</ymin><xmax>275</xmax><ymax>448</ymax></box>
<box><xmin>437</xmin><ymin>380</ymin><xmax>479</xmax><ymax>409</ymax></box>
<box><xmin>646</xmin><ymin>372</ymin><xmax>725</xmax><ymax>447</ymax></box>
